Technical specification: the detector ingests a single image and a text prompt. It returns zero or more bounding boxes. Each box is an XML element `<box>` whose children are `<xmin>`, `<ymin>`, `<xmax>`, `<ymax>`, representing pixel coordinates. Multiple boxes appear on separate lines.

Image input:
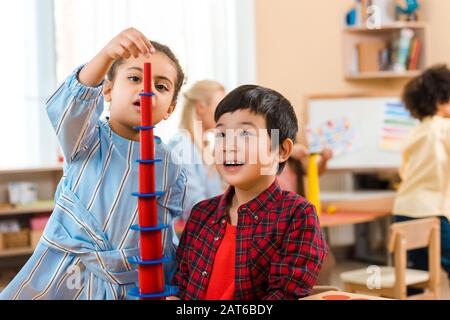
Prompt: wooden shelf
<box><xmin>0</xmin><ymin>247</ymin><xmax>34</xmax><ymax>258</ymax></box>
<box><xmin>344</xmin><ymin>21</ymin><xmax>427</xmax><ymax>33</ymax></box>
<box><xmin>0</xmin><ymin>165</ymin><xmax>62</xmax><ymax>175</ymax></box>
<box><xmin>0</xmin><ymin>203</ymin><xmax>54</xmax><ymax>217</ymax></box>
<box><xmin>345</xmin><ymin>70</ymin><xmax>421</xmax><ymax>80</ymax></box>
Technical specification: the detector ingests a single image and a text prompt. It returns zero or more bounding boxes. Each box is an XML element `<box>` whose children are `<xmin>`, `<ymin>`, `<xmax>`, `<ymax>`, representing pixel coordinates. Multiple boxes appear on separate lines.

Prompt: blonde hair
<box><xmin>180</xmin><ymin>80</ymin><xmax>225</xmax><ymax>141</ymax></box>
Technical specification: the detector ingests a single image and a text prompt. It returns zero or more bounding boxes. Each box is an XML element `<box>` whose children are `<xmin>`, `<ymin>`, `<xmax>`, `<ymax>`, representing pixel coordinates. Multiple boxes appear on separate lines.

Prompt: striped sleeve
<box><xmin>0</xmin><ymin>244</ymin><xmax>78</xmax><ymax>300</ymax></box>
<box><xmin>159</xmin><ymin>166</ymin><xmax>188</xmax><ymax>219</ymax></box>
<box><xmin>46</xmin><ymin>65</ymin><xmax>104</xmax><ymax>164</ymax></box>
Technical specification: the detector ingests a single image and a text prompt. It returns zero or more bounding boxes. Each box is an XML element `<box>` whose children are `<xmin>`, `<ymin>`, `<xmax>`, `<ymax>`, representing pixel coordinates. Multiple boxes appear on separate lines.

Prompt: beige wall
<box><xmin>255</xmin><ymin>0</ymin><xmax>450</xmax><ymax>135</ymax></box>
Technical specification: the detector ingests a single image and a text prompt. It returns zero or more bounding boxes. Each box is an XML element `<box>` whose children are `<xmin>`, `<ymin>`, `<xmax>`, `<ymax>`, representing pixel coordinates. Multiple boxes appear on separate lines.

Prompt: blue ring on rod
<box><xmin>130</xmin><ymin>224</ymin><xmax>169</xmax><ymax>232</ymax></box>
<box><xmin>128</xmin><ymin>285</ymin><xmax>179</xmax><ymax>299</ymax></box>
<box><xmin>136</xmin><ymin>159</ymin><xmax>162</xmax><ymax>164</ymax></box>
<box><xmin>127</xmin><ymin>255</ymin><xmax>172</xmax><ymax>265</ymax></box>
<box><xmin>132</xmin><ymin>191</ymin><xmax>165</xmax><ymax>198</ymax></box>
<box><xmin>133</xmin><ymin>125</ymin><xmax>155</xmax><ymax>131</ymax></box>
<box><xmin>139</xmin><ymin>92</ymin><xmax>156</xmax><ymax>97</ymax></box>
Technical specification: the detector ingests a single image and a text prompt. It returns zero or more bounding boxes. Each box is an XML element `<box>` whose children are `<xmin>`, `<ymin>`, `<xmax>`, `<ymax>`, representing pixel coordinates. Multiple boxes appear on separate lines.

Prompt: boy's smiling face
<box><xmin>103</xmin><ymin>52</ymin><xmax>178</xmax><ymax>138</ymax></box>
<box><xmin>214</xmin><ymin>109</ymin><xmax>280</xmax><ymax>190</ymax></box>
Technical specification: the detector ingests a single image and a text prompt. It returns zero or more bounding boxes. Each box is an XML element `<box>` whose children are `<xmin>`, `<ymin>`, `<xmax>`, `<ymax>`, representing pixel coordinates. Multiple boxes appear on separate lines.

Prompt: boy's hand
<box><xmin>100</xmin><ymin>27</ymin><xmax>155</xmax><ymax>61</ymax></box>
<box><xmin>290</xmin><ymin>143</ymin><xmax>309</xmax><ymax>161</ymax></box>
<box><xmin>320</xmin><ymin>148</ymin><xmax>333</xmax><ymax>161</ymax></box>
<box><xmin>166</xmin><ymin>296</ymin><xmax>180</xmax><ymax>300</ymax></box>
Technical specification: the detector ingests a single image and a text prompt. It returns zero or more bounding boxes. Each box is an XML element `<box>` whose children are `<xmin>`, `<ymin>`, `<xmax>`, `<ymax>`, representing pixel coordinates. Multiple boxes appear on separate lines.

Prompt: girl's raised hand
<box><xmin>101</xmin><ymin>28</ymin><xmax>155</xmax><ymax>61</ymax></box>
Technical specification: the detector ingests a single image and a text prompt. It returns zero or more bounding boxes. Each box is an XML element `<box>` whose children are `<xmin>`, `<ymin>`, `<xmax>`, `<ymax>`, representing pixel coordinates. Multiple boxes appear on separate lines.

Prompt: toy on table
<box><xmin>128</xmin><ymin>63</ymin><xmax>178</xmax><ymax>300</ymax></box>
<box><xmin>306</xmin><ymin>154</ymin><xmax>321</xmax><ymax>217</ymax></box>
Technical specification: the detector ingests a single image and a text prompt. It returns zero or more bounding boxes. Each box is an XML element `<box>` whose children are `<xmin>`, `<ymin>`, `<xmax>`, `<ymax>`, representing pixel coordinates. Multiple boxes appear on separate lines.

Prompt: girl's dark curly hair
<box><xmin>402</xmin><ymin>64</ymin><xmax>450</xmax><ymax>120</ymax></box>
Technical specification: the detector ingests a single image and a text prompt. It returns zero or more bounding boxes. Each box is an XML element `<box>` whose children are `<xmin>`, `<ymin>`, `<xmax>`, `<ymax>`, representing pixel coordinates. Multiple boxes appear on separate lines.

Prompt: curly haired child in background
<box><xmin>393</xmin><ymin>64</ymin><xmax>450</xmax><ymax>283</ymax></box>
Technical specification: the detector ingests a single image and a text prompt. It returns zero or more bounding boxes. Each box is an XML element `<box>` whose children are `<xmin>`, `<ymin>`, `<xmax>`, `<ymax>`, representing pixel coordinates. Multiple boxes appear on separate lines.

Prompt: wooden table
<box><xmin>320</xmin><ymin>210</ymin><xmax>392</xmax><ymax>227</ymax></box>
<box><xmin>319</xmin><ymin>191</ymin><xmax>395</xmax><ymax>227</ymax></box>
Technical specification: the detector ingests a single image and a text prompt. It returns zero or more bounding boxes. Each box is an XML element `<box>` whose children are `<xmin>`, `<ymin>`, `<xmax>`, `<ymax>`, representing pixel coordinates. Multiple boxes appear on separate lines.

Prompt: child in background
<box><xmin>393</xmin><ymin>64</ymin><xmax>450</xmax><ymax>281</ymax></box>
<box><xmin>278</xmin><ymin>144</ymin><xmax>332</xmax><ymax>196</ymax></box>
<box><xmin>0</xmin><ymin>28</ymin><xmax>187</xmax><ymax>300</ymax></box>
<box><xmin>169</xmin><ymin>80</ymin><xmax>226</xmax><ymax>221</ymax></box>
<box><xmin>171</xmin><ymin>85</ymin><xmax>328</xmax><ymax>300</ymax></box>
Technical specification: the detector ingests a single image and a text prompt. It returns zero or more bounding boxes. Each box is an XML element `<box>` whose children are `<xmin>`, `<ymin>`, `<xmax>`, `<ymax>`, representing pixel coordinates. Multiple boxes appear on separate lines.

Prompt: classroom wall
<box><xmin>254</xmin><ymin>0</ymin><xmax>450</xmax><ymax>135</ymax></box>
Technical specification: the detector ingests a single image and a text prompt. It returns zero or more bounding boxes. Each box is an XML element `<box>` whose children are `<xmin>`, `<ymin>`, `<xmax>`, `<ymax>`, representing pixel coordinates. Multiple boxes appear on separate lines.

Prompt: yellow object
<box><xmin>306</xmin><ymin>154</ymin><xmax>321</xmax><ymax>216</ymax></box>
<box><xmin>327</xmin><ymin>205</ymin><xmax>337</xmax><ymax>215</ymax></box>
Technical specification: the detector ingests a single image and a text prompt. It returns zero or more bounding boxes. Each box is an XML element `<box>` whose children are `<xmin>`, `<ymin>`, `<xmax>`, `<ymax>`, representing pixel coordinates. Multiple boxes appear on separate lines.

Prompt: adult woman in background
<box><xmin>169</xmin><ymin>80</ymin><xmax>226</xmax><ymax>226</ymax></box>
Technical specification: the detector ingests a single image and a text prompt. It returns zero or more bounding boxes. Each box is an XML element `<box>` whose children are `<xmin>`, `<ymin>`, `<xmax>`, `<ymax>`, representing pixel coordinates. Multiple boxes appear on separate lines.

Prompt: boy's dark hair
<box><xmin>214</xmin><ymin>85</ymin><xmax>298</xmax><ymax>174</ymax></box>
<box><xmin>106</xmin><ymin>41</ymin><xmax>185</xmax><ymax>103</ymax></box>
<box><xmin>403</xmin><ymin>64</ymin><xmax>450</xmax><ymax>120</ymax></box>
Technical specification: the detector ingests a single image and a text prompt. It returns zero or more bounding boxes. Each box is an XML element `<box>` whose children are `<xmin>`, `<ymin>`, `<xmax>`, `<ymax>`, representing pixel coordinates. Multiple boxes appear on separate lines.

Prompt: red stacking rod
<box><xmin>138</xmin><ymin>62</ymin><xmax>164</xmax><ymax>299</ymax></box>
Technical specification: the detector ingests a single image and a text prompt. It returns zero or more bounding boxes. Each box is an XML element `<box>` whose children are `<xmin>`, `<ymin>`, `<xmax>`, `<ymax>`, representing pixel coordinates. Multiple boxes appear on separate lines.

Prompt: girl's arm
<box><xmin>317</xmin><ymin>148</ymin><xmax>333</xmax><ymax>175</ymax></box>
<box><xmin>46</xmin><ymin>28</ymin><xmax>154</xmax><ymax>165</ymax></box>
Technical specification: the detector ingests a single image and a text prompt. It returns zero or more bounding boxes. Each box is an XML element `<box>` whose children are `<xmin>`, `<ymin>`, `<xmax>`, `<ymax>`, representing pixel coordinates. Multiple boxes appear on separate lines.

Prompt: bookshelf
<box><xmin>343</xmin><ymin>22</ymin><xmax>427</xmax><ymax>80</ymax></box>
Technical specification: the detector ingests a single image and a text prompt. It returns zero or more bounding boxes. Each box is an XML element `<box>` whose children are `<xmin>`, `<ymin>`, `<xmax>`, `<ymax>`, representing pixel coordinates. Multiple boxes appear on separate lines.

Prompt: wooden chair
<box><xmin>340</xmin><ymin>217</ymin><xmax>441</xmax><ymax>300</ymax></box>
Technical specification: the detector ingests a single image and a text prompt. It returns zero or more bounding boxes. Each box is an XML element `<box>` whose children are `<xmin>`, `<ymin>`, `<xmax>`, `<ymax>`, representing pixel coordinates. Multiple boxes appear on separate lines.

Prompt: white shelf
<box><xmin>0</xmin><ymin>247</ymin><xmax>34</xmax><ymax>258</ymax></box>
<box><xmin>345</xmin><ymin>70</ymin><xmax>421</xmax><ymax>80</ymax></box>
<box><xmin>344</xmin><ymin>21</ymin><xmax>427</xmax><ymax>33</ymax></box>
<box><xmin>0</xmin><ymin>204</ymin><xmax>54</xmax><ymax>217</ymax></box>
<box><xmin>0</xmin><ymin>166</ymin><xmax>62</xmax><ymax>175</ymax></box>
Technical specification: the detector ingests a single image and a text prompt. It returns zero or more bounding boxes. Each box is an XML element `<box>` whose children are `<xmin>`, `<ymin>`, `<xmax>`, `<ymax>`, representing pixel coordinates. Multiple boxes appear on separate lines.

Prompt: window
<box><xmin>54</xmin><ymin>0</ymin><xmax>256</xmax><ymax>141</ymax></box>
<box><xmin>0</xmin><ymin>0</ymin><xmax>57</xmax><ymax>168</ymax></box>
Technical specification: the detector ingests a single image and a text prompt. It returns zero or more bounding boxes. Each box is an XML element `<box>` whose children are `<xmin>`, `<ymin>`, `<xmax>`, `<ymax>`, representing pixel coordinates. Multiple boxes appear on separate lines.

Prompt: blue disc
<box><xmin>139</xmin><ymin>92</ymin><xmax>156</xmax><ymax>97</ymax></box>
<box><xmin>128</xmin><ymin>285</ymin><xmax>179</xmax><ymax>299</ymax></box>
<box><xmin>131</xmin><ymin>191</ymin><xmax>165</xmax><ymax>198</ymax></box>
<box><xmin>127</xmin><ymin>255</ymin><xmax>172</xmax><ymax>265</ymax></box>
<box><xmin>130</xmin><ymin>224</ymin><xmax>169</xmax><ymax>232</ymax></box>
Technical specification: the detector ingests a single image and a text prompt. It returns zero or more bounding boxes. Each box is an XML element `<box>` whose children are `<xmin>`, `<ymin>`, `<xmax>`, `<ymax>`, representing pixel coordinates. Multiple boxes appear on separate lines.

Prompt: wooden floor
<box><xmin>327</xmin><ymin>260</ymin><xmax>450</xmax><ymax>300</ymax></box>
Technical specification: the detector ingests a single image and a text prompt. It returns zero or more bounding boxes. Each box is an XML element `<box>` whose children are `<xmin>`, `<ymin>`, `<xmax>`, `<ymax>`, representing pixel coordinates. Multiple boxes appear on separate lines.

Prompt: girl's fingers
<box><xmin>120</xmin><ymin>38</ymin><xmax>140</xmax><ymax>58</ymax></box>
<box><xmin>115</xmin><ymin>44</ymin><xmax>131</xmax><ymax>59</ymax></box>
<box><xmin>130</xmin><ymin>28</ymin><xmax>155</xmax><ymax>55</ymax></box>
<box><xmin>127</xmin><ymin>31</ymin><xmax>152</xmax><ymax>57</ymax></box>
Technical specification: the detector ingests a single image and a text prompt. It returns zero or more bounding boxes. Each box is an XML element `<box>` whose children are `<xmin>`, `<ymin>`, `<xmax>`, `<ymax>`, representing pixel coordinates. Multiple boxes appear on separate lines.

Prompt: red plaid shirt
<box><xmin>172</xmin><ymin>179</ymin><xmax>328</xmax><ymax>300</ymax></box>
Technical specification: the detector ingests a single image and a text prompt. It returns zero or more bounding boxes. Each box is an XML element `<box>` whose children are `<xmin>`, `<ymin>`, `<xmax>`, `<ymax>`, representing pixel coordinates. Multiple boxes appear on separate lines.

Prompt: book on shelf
<box><xmin>352</xmin><ymin>28</ymin><xmax>422</xmax><ymax>75</ymax></box>
<box><xmin>408</xmin><ymin>37</ymin><xmax>422</xmax><ymax>70</ymax></box>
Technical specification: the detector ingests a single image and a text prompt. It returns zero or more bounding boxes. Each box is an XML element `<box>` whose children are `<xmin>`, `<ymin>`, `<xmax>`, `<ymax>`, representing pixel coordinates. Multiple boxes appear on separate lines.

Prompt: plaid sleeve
<box><xmin>171</xmin><ymin>210</ymin><xmax>193</xmax><ymax>299</ymax></box>
<box><xmin>263</xmin><ymin>203</ymin><xmax>328</xmax><ymax>300</ymax></box>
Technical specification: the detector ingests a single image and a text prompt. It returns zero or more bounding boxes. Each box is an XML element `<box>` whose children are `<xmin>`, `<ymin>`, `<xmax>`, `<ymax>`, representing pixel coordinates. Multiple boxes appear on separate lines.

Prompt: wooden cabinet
<box><xmin>0</xmin><ymin>166</ymin><xmax>62</xmax><ymax>290</ymax></box>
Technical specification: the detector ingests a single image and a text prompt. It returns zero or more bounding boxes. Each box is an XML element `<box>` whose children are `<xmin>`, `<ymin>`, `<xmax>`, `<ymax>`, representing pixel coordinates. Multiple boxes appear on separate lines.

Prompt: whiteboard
<box><xmin>307</xmin><ymin>96</ymin><xmax>417</xmax><ymax>171</ymax></box>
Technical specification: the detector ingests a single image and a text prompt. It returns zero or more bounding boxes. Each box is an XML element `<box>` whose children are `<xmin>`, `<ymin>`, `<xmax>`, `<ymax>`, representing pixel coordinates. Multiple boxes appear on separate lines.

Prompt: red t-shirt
<box><xmin>204</xmin><ymin>223</ymin><xmax>236</xmax><ymax>300</ymax></box>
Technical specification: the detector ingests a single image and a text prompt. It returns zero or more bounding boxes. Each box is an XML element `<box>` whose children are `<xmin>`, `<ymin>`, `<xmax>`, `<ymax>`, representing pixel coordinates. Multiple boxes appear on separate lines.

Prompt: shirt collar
<box><xmin>211</xmin><ymin>179</ymin><xmax>283</xmax><ymax>225</ymax></box>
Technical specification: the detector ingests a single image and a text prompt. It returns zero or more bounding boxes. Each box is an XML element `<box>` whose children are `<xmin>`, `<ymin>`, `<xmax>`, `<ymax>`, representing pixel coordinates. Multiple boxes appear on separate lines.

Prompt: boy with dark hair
<box><xmin>171</xmin><ymin>85</ymin><xmax>328</xmax><ymax>300</ymax></box>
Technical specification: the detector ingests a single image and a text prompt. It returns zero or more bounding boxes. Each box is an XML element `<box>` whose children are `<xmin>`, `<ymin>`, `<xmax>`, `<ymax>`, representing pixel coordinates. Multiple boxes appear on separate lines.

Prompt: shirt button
<box><xmin>211</xmin><ymin>220</ymin><xmax>216</xmax><ymax>225</ymax></box>
<box><xmin>221</xmin><ymin>219</ymin><xmax>226</xmax><ymax>224</ymax></box>
<box><xmin>253</xmin><ymin>215</ymin><xmax>259</xmax><ymax>221</ymax></box>
<box><xmin>214</xmin><ymin>236</ymin><xmax>220</xmax><ymax>241</ymax></box>
<box><xmin>202</xmin><ymin>271</ymin><xmax>208</xmax><ymax>277</ymax></box>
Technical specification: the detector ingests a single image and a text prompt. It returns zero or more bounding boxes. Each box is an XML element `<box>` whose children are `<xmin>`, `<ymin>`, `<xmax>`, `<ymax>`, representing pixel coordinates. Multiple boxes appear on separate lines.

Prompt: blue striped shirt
<box><xmin>0</xmin><ymin>66</ymin><xmax>187</xmax><ymax>300</ymax></box>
